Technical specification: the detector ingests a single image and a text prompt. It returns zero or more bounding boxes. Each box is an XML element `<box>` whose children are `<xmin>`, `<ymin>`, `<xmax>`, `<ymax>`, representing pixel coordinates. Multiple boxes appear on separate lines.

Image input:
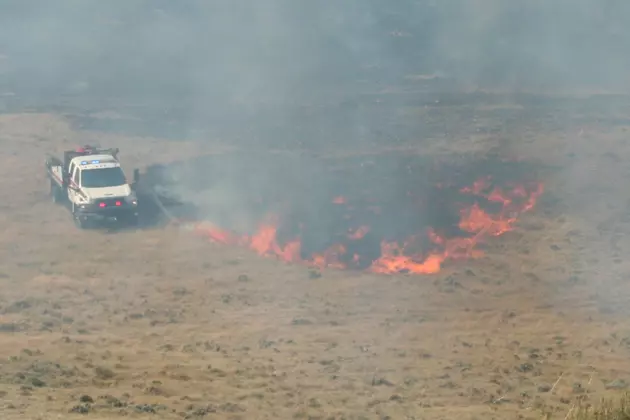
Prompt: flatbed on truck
<box><xmin>45</xmin><ymin>145</ymin><xmax>141</xmax><ymax>229</ymax></box>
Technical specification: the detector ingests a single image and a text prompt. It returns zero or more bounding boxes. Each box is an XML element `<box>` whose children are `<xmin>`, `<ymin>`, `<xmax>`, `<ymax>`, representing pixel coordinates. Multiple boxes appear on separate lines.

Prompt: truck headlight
<box><xmin>126</xmin><ymin>195</ymin><xmax>138</xmax><ymax>206</ymax></box>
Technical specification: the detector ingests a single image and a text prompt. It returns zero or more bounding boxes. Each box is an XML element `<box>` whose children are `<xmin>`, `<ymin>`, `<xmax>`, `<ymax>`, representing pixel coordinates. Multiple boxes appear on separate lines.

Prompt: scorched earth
<box><xmin>185</xmin><ymin>155</ymin><xmax>545</xmax><ymax>274</ymax></box>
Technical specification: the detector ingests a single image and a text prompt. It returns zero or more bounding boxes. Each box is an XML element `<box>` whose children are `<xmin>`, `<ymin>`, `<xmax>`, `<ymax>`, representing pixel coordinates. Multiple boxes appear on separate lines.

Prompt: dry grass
<box><xmin>0</xmin><ymin>101</ymin><xmax>630</xmax><ymax>419</ymax></box>
<box><xmin>570</xmin><ymin>394</ymin><xmax>630</xmax><ymax>420</ymax></box>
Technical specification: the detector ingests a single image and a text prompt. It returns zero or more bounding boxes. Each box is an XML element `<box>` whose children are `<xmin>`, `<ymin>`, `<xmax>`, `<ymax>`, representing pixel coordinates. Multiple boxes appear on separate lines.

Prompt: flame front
<box><xmin>194</xmin><ymin>177</ymin><xmax>544</xmax><ymax>275</ymax></box>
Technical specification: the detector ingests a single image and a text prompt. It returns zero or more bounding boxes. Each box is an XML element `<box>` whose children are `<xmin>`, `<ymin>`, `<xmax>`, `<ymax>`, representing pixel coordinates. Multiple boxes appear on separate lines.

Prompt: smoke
<box><xmin>1</xmin><ymin>0</ymin><xmax>628</xmax><ymax>246</ymax></box>
<box><xmin>426</xmin><ymin>0</ymin><xmax>630</xmax><ymax>91</ymax></box>
<box><xmin>2</xmin><ymin>1</ymin><xmax>629</xmax><ymax>107</ymax></box>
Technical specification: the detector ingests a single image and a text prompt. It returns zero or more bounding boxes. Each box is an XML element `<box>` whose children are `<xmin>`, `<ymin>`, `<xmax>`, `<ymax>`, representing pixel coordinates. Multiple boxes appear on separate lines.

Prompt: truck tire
<box><xmin>73</xmin><ymin>213</ymin><xmax>87</xmax><ymax>229</ymax></box>
<box><xmin>71</xmin><ymin>204</ymin><xmax>88</xmax><ymax>229</ymax></box>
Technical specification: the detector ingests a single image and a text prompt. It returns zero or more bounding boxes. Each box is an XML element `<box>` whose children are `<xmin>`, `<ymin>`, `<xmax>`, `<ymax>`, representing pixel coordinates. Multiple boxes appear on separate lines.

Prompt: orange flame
<box><xmin>348</xmin><ymin>225</ymin><xmax>370</xmax><ymax>240</ymax></box>
<box><xmin>194</xmin><ymin>177</ymin><xmax>544</xmax><ymax>275</ymax></box>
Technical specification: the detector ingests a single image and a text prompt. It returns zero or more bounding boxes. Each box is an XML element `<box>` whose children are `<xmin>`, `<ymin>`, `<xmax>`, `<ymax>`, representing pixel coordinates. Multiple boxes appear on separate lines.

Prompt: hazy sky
<box><xmin>1</xmin><ymin>0</ymin><xmax>629</xmax><ymax>104</ymax></box>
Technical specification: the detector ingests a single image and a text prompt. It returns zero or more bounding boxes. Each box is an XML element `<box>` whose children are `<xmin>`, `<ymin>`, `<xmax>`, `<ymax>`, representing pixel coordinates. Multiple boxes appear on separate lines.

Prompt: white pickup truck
<box><xmin>45</xmin><ymin>145</ymin><xmax>140</xmax><ymax>228</ymax></box>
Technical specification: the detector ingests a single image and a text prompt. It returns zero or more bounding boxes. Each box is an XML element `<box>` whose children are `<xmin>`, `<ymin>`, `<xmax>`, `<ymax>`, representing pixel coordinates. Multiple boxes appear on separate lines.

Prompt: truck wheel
<box><xmin>73</xmin><ymin>212</ymin><xmax>88</xmax><ymax>229</ymax></box>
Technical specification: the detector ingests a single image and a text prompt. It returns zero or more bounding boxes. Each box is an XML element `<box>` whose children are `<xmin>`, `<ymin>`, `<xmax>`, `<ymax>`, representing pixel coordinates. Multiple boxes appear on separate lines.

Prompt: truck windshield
<box><xmin>81</xmin><ymin>167</ymin><xmax>126</xmax><ymax>188</ymax></box>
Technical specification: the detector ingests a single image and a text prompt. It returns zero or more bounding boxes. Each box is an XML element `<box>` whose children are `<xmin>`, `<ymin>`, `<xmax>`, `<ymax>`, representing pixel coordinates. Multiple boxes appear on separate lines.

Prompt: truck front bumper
<box><xmin>74</xmin><ymin>203</ymin><xmax>138</xmax><ymax>223</ymax></box>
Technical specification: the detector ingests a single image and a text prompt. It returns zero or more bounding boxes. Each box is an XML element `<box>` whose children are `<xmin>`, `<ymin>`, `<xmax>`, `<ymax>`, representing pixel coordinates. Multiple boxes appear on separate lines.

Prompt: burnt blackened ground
<box><xmin>145</xmin><ymin>153</ymin><xmax>546</xmax><ymax>265</ymax></box>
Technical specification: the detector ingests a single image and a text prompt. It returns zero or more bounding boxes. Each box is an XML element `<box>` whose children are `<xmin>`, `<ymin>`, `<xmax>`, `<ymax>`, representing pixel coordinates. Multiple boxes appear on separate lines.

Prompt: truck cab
<box><xmin>67</xmin><ymin>154</ymin><xmax>138</xmax><ymax>227</ymax></box>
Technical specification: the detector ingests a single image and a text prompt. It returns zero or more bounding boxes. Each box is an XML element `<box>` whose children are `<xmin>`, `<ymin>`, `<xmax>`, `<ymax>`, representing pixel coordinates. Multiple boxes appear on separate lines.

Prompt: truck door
<box><xmin>68</xmin><ymin>164</ymin><xmax>80</xmax><ymax>204</ymax></box>
<box><xmin>67</xmin><ymin>162</ymin><xmax>75</xmax><ymax>185</ymax></box>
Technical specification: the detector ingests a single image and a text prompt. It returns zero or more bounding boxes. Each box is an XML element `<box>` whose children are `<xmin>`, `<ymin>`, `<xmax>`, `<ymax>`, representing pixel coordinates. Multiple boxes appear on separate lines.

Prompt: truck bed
<box><xmin>45</xmin><ymin>155</ymin><xmax>65</xmax><ymax>184</ymax></box>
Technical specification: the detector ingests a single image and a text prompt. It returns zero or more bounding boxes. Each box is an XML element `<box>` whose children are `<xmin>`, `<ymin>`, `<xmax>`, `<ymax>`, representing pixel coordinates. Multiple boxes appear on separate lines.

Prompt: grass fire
<box><xmin>147</xmin><ymin>152</ymin><xmax>544</xmax><ymax>274</ymax></box>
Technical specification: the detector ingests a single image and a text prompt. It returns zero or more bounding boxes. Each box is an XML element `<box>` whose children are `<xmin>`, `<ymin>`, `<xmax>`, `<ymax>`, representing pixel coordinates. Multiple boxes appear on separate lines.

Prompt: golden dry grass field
<box><xmin>1</xmin><ymin>94</ymin><xmax>630</xmax><ymax>419</ymax></box>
